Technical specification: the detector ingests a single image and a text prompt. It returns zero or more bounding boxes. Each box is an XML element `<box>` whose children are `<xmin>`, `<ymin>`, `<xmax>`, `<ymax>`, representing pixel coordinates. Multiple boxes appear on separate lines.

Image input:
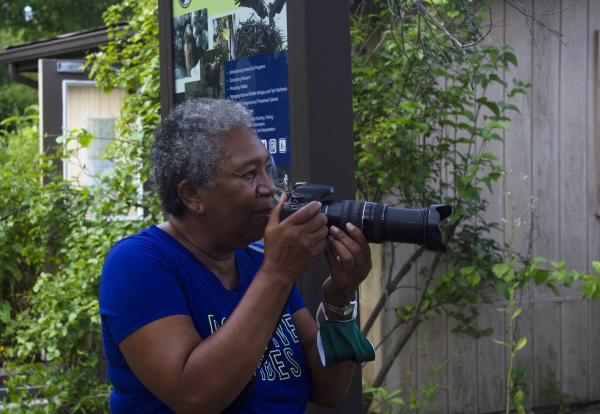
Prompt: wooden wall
<box><xmin>363</xmin><ymin>1</ymin><xmax>600</xmax><ymax>412</ymax></box>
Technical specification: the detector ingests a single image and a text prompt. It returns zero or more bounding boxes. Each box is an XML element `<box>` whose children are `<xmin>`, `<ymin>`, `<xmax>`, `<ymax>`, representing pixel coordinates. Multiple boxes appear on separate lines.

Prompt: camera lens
<box><xmin>321</xmin><ymin>200</ymin><xmax>451</xmax><ymax>252</ymax></box>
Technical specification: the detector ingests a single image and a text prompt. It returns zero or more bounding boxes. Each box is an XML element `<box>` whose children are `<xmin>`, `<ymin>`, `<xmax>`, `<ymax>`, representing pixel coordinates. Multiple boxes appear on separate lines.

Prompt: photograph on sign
<box><xmin>171</xmin><ymin>0</ymin><xmax>291</xmax><ymax>190</ymax></box>
<box><xmin>172</xmin><ymin>8</ymin><xmax>209</xmax><ymax>100</ymax></box>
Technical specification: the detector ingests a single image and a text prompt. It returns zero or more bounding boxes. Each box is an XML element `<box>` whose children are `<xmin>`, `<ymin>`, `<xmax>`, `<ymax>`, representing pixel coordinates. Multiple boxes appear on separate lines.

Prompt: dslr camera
<box><xmin>280</xmin><ymin>183</ymin><xmax>452</xmax><ymax>253</ymax></box>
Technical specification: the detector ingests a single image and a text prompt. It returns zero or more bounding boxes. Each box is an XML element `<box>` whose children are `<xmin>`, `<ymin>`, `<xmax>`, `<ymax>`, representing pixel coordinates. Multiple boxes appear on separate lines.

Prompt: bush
<box><xmin>1</xmin><ymin>1</ymin><xmax>161</xmax><ymax>412</ymax></box>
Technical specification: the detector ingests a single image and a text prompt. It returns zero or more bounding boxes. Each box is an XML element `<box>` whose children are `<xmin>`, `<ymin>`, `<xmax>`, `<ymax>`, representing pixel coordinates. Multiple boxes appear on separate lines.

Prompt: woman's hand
<box><xmin>322</xmin><ymin>223</ymin><xmax>372</xmax><ymax>306</ymax></box>
<box><xmin>262</xmin><ymin>193</ymin><xmax>329</xmax><ymax>282</ymax></box>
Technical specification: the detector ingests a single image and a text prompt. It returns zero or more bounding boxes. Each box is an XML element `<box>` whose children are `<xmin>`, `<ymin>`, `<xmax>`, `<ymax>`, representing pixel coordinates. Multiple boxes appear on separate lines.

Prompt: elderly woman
<box><xmin>99</xmin><ymin>98</ymin><xmax>372</xmax><ymax>413</ymax></box>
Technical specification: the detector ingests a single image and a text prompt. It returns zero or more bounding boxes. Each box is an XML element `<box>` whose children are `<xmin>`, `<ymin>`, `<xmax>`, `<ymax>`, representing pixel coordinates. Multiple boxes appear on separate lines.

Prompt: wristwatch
<box><xmin>321</xmin><ymin>291</ymin><xmax>358</xmax><ymax>316</ymax></box>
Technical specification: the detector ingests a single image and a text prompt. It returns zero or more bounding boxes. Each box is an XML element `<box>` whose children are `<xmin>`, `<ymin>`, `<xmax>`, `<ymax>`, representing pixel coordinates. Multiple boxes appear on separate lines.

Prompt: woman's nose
<box><xmin>257</xmin><ymin>172</ymin><xmax>276</xmax><ymax>196</ymax></box>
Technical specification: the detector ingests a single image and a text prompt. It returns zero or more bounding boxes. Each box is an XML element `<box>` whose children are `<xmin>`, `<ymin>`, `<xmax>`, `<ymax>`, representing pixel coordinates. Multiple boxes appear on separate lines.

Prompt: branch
<box><xmin>362</xmin><ymin>254</ymin><xmax>443</xmax><ymax>413</ymax></box>
<box><xmin>363</xmin><ymin>313</ymin><xmax>422</xmax><ymax>414</ymax></box>
<box><xmin>371</xmin><ymin>300</ymin><xmax>446</xmax><ymax>353</ymax></box>
<box><xmin>503</xmin><ymin>0</ymin><xmax>579</xmax><ymax>47</ymax></box>
<box><xmin>361</xmin><ymin>245</ymin><xmax>427</xmax><ymax>336</ymax></box>
<box><xmin>0</xmin><ymin>208</ymin><xmax>20</xmax><ymax>222</ymax></box>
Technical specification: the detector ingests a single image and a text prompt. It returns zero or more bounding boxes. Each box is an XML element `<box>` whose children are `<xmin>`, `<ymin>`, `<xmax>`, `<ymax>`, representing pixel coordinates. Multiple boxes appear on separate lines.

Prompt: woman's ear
<box><xmin>177</xmin><ymin>179</ymin><xmax>204</xmax><ymax>215</ymax></box>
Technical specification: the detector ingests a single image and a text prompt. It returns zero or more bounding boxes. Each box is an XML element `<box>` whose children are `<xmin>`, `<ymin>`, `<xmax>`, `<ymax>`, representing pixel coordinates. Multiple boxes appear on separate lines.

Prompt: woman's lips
<box><xmin>253</xmin><ymin>208</ymin><xmax>273</xmax><ymax>220</ymax></box>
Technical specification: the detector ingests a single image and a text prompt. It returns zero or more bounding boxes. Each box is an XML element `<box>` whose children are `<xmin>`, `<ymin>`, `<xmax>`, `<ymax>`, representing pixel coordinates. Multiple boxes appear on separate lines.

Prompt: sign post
<box><xmin>159</xmin><ymin>0</ymin><xmax>361</xmax><ymax>411</ymax></box>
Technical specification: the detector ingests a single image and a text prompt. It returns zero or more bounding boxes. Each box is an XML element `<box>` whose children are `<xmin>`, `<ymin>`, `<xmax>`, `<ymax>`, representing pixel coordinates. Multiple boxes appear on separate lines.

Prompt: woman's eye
<box><xmin>244</xmin><ymin>169</ymin><xmax>258</xmax><ymax>177</ymax></box>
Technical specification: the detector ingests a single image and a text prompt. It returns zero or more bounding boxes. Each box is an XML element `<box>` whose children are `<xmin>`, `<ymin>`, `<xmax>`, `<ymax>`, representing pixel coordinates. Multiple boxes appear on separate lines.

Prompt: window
<box><xmin>62</xmin><ymin>80</ymin><xmax>141</xmax><ymax>218</ymax></box>
<box><xmin>85</xmin><ymin>117</ymin><xmax>116</xmax><ymax>186</ymax></box>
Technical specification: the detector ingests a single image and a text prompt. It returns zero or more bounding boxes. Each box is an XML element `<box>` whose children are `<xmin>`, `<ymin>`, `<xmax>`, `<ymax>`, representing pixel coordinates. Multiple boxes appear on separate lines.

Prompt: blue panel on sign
<box><xmin>225</xmin><ymin>51</ymin><xmax>291</xmax><ymax>174</ymax></box>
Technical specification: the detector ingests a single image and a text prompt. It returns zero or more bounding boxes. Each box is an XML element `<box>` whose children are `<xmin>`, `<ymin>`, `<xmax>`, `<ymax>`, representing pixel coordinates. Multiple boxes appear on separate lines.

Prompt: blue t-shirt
<box><xmin>99</xmin><ymin>225</ymin><xmax>312</xmax><ymax>413</ymax></box>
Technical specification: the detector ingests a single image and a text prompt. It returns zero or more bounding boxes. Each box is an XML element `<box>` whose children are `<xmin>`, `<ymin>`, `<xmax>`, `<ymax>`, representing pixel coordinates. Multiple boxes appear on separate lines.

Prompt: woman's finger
<box><xmin>281</xmin><ymin>201</ymin><xmax>323</xmax><ymax>225</ymax></box>
<box><xmin>267</xmin><ymin>192</ymin><xmax>287</xmax><ymax>229</ymax></box>
<box><xmin>323</xmin><ymin>239</ymin><xmax>343</xmax><ymax>272</ymax></box>
<box><xmin>345</xmin><ymin>223</ymin><xmax>372</xmax><ymax>265</ymax></box>
<box><xmin>329</xmin><ymin>226</ymin><xmax>362</xmax><ymax>264</ymax></box>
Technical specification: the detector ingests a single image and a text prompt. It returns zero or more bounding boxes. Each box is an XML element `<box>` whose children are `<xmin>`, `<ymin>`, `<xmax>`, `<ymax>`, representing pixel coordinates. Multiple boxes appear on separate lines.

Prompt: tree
<box><xmin>0</xmin><ymin>30</ymin><xmax>37</xmax><ymax>128</ymax></box>
<box><xmin>0</xmin><ymin>0</ymin><xmax>123</xmax><ymax>42</ymax></box>
<box><xmin>351</xmin><ymin>0</ymin><xmax>574</xmax><ymax>72</ymax></box>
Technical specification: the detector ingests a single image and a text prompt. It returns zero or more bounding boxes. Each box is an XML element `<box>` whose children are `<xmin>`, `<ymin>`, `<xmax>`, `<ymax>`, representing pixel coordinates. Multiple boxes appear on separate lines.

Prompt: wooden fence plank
<box><xmin>360</xmin><ymin>245</ymin><xmax>383</xmax><ymax>390</ymax></box>
<box><xmin>533</xmin><ymin>302</ymin><xmax>561</xmax><ymax>407</ymax></box>
<box><xmin>382</xmin><ymin>243</ymin><xmax>418</xmax><ymax>406</ymax></box>
<box><xmin>588</xmin><ymin>5</ymin><xmax>600</xmax><ymax>277</ymax></box>
<box><xmin>561</xmin><ymin>300</ymin><xmax>589</xmax><ymax>401</ymax></box>
<box><xmin>504</xmin><ymin>0</ymin><xmax>534</xmax><ymax>259</ymax></box>
<box><xmin>531</xmin><ymin>0</ymin><xmax>561</xmax><ymax>299</ymax></box>
<box><xmin>590</xmin><ymin>300</ymin><xmax>600</xmax><ymax>401</ymax></box>
<box><xmin>415</xmin><ymin>302</ymin><xmax>448</xmax><ymax>414</ymax></box>
<box><xmin>478</xmin><ymin>303</ymin><xmax>507</xmax><ymax>413</ymax></box>
<box><xmin>559</xmin><ymin>0</ymin><xmax>589</xmax><ymax>273</ymax></box>
<box><xmin>513</xmin><ymin>297</ymin><xmax>535</xmax><ymax>409</ymax></box>
<box><xmin>587</xmin><ymin>1</ymin><xmax>600</xmax><ymax>403</ymax></box>
<box><xmin>447</xmin><ymin>319</ymin><xmax>478</xmax><ymax>413</ymax></box>
<box><xmin>480</xmin><ymin>0</ymin><xmax>507</xmax><ymax>247</ymax></box>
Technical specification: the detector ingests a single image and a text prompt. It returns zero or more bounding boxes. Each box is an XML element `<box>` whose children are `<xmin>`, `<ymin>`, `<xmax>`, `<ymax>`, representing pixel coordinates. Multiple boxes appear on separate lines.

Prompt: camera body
<box><xmin>280</xmin><ymin>183</ymin><xmax>452</xmax><ymax>253</ymax></box>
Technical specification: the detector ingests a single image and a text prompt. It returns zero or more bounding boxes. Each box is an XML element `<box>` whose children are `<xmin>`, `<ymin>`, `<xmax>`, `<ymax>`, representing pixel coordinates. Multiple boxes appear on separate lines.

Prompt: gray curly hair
<box><xmin>150</xmin><ymin>98</ymin><xmax>253</xmax><ymax>217</ymax></box>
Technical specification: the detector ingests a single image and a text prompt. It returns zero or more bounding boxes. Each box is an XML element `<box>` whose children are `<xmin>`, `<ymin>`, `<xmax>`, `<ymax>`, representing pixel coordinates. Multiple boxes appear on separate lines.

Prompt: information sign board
<box><xmin>170</xmin><ymin>0</ymin><xmax>291</xmax><ymax>186</ymax></box>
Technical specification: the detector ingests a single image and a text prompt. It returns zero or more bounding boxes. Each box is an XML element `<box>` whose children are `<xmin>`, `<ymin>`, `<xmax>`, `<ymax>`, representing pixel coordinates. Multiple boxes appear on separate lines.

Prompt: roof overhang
<box><xmin>0</xmin><ymin>23</ymin><xmax>128</xmax><ymax>72</ymax></box>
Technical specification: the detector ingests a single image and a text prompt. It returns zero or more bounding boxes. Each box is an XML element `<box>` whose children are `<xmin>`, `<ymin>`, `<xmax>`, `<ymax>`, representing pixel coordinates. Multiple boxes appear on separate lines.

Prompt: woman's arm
<box><xmin>293</xmin><ymin>308</ymin><xmax>357</xmax><ymax>407</ymax></box>
<box><xmin>119</xmin><ymin>271</ymin><xmax>292</xmax><ymax>414</ymax></box>
<box><xmin>294</xmin><ymin>223</ymin><xmax>373</xmax><ymax>407</ymax></box>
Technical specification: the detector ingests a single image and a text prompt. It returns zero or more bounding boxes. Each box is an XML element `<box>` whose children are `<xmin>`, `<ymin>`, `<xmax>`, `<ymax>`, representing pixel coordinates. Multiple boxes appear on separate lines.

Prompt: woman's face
<box><xmin>199</xmin><ymin>127</ymin><xmax>276</xmax><ymax>250</ymax></box>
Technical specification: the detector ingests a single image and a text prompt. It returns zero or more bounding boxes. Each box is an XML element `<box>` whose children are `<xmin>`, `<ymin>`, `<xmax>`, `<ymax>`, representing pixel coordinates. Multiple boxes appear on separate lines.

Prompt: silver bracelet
<box><xmin>321</xmin><ymin>291</ymin><xmax>358</xmax><ymax>316</ymax></box>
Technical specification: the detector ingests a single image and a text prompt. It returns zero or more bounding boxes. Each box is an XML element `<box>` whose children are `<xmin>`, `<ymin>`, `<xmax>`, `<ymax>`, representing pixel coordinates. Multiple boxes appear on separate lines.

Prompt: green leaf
<box><xmin>498</xmin><ymin>101</ymin><xmax>520</xmax><ymax>113</ymax></box>
<box><xmin>547</xmin><ymin>283</ymin><xmax>560</xmax><ymax>296</ymax></box>
<box><xmin>488</xmin><ymin>121</ymin><xmax>509</xmax><ymax>131</ymax></box>
<box><xmin>480</xmin><ymin>152</ymin><xmax>499</xmax><ymax>161</ymax></box>
<box><xmin>482</xmin><ymin>327</ymin><xmax>494</xmax><ymax>337</ymax></box>
<box><xmin>493</xmin><ymin>263</ymin><xmax>509</xmax><ymax>278</ymax></box>
<box><xmin>515</xmin><ymin>336</ymin><xmax>527</xmax><ymax>351</ymax></box>
<box><xmin>503</xmin><ymin>52</ymin><xmax>518</xmax><ymax>67</ymax></box>
<box><xmin>511</xmin><ymin>307</ymin><xmax>522</xmax><ymax>320</ymax></box>
<box><xmin>476</xmin><ymin>99</ymin><xmax>500</xmax><ymax>117</ymax></box>
<box><xmin>0</xmin><ymin>300</ymin><xmax>11</xmax><ymax>323</ymax></box>
<box><xmin>496</xmin><ymin>282</ymin><xmax>510</xmax><ymax>300</ymax></box>
<box><xmin>467</xmin><ymin>271</ymin><xmax>481</xmax><ymax>286</ymax></box>
<box><xmin>466</xmin><ymin>327</ymin><xmax>480</xmax><ymax>339</ymax></box>
<box><xmin>534</xmin><ymin>269</ymin><xmax>549</xmax><ymax>285</ymax></box>
<box><xmin>514</xmin><ymin>389</ymin><xmax>524</xmax><ymax>404</ymax></box>
<box><xmin>580</xmin><ymin>282</ymin><xmax>597</xmax><ymax>299</ymax></box>
<box><xmin>493</xmin><ymin>338</ymin><xmax>508</xmax><ymax>347</ymax></box>
<box><xmin>75</xmin><ymin>129</ymin><xmax>95</xmax><ymax>148</ymax></box>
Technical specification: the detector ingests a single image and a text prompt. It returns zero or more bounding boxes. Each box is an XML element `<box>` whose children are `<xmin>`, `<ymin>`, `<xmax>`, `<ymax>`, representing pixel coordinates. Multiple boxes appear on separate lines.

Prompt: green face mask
<box><xmin>316</xmin><ymin>304</ymin><xmax>376</xmax><ymax>367</ymax></box>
